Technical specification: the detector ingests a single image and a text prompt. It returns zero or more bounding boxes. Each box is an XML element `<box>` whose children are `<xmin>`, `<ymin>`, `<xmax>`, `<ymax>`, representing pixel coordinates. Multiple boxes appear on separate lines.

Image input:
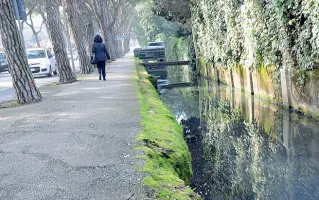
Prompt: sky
<box><xmin>0</xmin><ymin>15</ymin><xmax>50</xmax><ymax>50</ymax></box>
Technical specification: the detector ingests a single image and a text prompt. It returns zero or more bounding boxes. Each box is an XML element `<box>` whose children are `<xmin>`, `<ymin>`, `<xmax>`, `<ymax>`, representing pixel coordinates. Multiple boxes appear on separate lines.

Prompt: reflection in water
<box><xmin>160</xmin><ymin>77</ymin><xmax>319</xmax><ymax>200</ymax></box>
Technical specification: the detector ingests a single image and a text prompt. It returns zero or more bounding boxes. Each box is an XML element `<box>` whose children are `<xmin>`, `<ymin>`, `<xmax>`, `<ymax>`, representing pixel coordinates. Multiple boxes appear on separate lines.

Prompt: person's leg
<box><xmin>101</xmin><ymin>61</ymin><xmax>106</xmax><ymax>80</ymax></box>
<box><xmin>97</xmin><ymin>65</ymin><xmax>102</xmax><ymax>80</ymax></box>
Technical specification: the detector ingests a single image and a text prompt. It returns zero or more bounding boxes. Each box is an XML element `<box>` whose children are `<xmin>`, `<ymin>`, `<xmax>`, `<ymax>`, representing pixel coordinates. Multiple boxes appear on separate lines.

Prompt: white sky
<box><xmin>0</xmin><ymin>14</ymin><xmax>50</xmax><ymax>50</ymax></box>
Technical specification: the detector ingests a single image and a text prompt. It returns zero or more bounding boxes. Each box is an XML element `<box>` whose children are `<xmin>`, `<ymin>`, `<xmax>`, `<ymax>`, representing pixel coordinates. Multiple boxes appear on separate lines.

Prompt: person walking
<box><xmin>92</xmin><ymin>34</ymin><xmax>111</xmax><ymax>81</ymax></box>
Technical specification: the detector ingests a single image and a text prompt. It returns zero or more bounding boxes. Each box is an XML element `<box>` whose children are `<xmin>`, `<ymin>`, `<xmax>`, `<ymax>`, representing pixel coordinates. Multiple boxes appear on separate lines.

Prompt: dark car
<box><xmin>0</xmin><ymin>52</ymin><xmax>8</xmax><ymax>73</ymax></box>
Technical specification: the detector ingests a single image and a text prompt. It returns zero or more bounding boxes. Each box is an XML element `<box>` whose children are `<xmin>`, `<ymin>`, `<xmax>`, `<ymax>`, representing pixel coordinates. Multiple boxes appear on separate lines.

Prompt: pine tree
<box><xmin>0</xmin><ymin>0</ymin><xmax>42</xmax><ymax>104</ymax></box>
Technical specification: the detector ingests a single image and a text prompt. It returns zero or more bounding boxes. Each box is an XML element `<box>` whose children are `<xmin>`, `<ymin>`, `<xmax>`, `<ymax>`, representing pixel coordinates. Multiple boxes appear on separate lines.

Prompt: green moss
<box><xmin>305</xmin><ymin>68</ymin><xmax>319</xmax><ymax>85</ymax></box>
<box><xmin>312</xmin><ymin>68</ymin><xmax>319</xmax><ymax>76</ymax></box>
<box><xmin>260</xmin><ymin>114</ymin><xmax>275</xmax><ymax>139</ymax></box>
<box><xmin>294</xmin><ymin>106</ymin><xmax>319</xmax><ymax>120</ymax></box>
<box><xmin>75</xmin><ymin>75</ymin><xmax>89</xmax><ymax>81</ymax></box>
<box><xmin>0</xmin><ymin>99</ymin><xmax>20</xmax><ymax>108</ymax></box>
<box><xmin>46</xmin><ymin>81</ymin><xmax>60</xmax><ymax>87</ymax></box>
<box><xmin>135</xmin><ymin>63</ymin><xmax>201</xmax><ymax>199</ymax></box>
<box><xmin>177</xmin><ymin>37</ymin><xmax>184</xmax><ymax>49</ymax></box>
<box><xmin>147</xmin><ymin>75</ymin><xmax>158</xmax><ymax>89</ymax></box>
<box><xmin>199</xmin><ymin>57</ymin><xmax>206</xmax><ymax>68</ymax></box>
<box><xmin>199</xmin><ymin>57</ymin><xmax>207</xmax><ymax>77</ymax></box>
<box><xmin>240</xmin><ymin>66</ymin><xmax>248</xmax><ymax>92</ymax></box>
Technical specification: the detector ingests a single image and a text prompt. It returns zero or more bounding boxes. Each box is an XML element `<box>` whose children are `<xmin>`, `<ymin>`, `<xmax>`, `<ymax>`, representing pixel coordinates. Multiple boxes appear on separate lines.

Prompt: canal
<box><xmin>156</xmin><ymin>66</ymin><xmax>319</xmax><ymax>200</ymax></box>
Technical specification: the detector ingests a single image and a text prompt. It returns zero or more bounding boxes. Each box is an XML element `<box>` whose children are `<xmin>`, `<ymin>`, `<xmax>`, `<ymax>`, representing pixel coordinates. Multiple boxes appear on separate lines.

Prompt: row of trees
<box><xmin>0</xmin><ymin>0</ymin><xmax>136</xmax><ymax>104</ymax></box>
<box><xmin>131</xmin><ymin>0</ymin><xmax>193</xmax><ymax>64</ymax></box>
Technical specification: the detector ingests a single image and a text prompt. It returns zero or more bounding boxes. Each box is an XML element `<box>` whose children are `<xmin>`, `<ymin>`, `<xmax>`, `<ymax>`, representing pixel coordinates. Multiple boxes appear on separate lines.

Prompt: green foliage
<box><xmin>136</xmin><ymin>64</ymin><xmax>201</xmax><ymax>199</ymax></box>
<box><xmin>132</xmin><ymin>1</ymin><xmax>160</xmax><ymax>46</ymax></box>
<box><xmin>191</xmin><ymin>0</ymin><xmax>319</xmax><ymax>83</ymax></box>
<box><xmin>132</xmin><ymin>0</ymin><xmax>194</xmax><ymax>61</ymax></box>
<box><xmin>296</xmin><ymin>69</ymin><xmax>307</xmax><ymax>86</ymax></box>
<box><xmin>153</xmin><ymin>0</ymin><xmax>191</xmax><ymax>24</ymax></box>
<box><xmin>163</xmin><ymin>35</ymin><xmax>193</xmax><ymax>62</ymax></box>
<box><xmin>132</xmin><ymin>1</ymin><xmax>186</xmax><ymax>47</ymax></box>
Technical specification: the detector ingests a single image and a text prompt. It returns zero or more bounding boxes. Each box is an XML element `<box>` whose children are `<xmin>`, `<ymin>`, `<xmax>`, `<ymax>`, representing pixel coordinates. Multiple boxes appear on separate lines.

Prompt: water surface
<box><xmin>159</xmin><ymin>71</ymin><xmax>319</xmax><ymax>200</ymax></box>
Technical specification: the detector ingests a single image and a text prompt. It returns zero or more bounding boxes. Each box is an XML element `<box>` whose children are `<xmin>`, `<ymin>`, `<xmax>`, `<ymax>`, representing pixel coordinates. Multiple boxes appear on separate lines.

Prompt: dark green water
<box><xmin>158</xmin><ymin>71</ymin><xmax>319</xmax><ymax>200</ymax></box>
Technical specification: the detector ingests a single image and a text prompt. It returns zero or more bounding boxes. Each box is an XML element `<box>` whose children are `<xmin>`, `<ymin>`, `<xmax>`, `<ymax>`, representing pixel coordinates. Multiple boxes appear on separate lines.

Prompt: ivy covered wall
<box><xmin>190</xmin><ymin>0</ymin><xmax>319</xmax><ymax>116</ymax></box>
<box><xmin>191</xmin><ymin>0</ymin><xmax>319</xmax><ymax>72</ymax></box>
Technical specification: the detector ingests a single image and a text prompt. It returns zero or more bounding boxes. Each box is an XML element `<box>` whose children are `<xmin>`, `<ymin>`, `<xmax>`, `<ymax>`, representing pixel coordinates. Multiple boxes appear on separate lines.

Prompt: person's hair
<box><xmin>94</xmin><ymin>35</ymin><xmax>103</xmax><ymax>43</ymax></box>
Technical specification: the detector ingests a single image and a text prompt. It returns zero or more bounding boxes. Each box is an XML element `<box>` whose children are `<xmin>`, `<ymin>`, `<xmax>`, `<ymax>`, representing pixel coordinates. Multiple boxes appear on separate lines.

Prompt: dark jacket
<box><xmin>92</xmin><ymin>35</ymin><xmax>111</xmax><ymax>62</ymax></box>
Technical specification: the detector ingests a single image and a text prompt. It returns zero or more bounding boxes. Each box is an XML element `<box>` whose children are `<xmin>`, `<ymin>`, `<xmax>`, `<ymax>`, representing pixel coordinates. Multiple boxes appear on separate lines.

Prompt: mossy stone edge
<box><xmin>135</xmin><ymin>62</ymin><xmax>201</xmax><ymax>200</ymax></box>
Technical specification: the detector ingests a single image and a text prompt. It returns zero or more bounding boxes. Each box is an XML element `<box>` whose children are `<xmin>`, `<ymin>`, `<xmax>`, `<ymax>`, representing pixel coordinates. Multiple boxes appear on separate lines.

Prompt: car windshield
<box><xmin>26</xmin><ymin>50</ymin><xmax>46</xmax><ymax>59</ymax></box>
<box><xmin>148</xmin><ymin>42</ymin><xmax>164</xmax><ymax>46</ymax></box>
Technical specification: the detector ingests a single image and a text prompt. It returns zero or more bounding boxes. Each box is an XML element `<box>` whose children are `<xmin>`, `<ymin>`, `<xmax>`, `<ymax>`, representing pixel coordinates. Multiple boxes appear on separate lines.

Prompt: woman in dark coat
<box><xmin>92</xmin><ymin>34</ymin><xmax>111</xmax><ymax>81</ymax></box>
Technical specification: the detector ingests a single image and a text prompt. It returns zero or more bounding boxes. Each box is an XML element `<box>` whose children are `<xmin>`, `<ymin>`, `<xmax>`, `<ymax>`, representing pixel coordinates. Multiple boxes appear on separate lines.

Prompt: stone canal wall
<box><xmin>197</xmin><ymin>59</ymin><xmax>319</xmax><ymax>118</ymax></box>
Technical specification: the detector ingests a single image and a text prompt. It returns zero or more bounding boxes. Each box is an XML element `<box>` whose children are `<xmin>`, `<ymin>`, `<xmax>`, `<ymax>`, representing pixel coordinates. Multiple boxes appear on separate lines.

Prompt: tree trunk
<box><xmin>118</xmin><ymin>40</ymin><xmax>123</xmax><ymax>57</ymax></box>
<box><xmin>108</xmin><ymin>30</ymin><xmax>119</xmax><ymax>60</ymax></box>
<box><xmin>87</xmin><ymin>20</ymin><xmax>95</xmax><ymax>72</ymax></box>
<box><xmin>25</xmin><ymin>15</ymin><xmax>42</xmax><ymax>48</ymax></box>
<box><xmin>78</xmin><ymin>0</ymin><xmax>95</xmax><ymax>72</ymax></box>
<box><xmin>113</xmin><ymin>27</ymin><xmax>122</xmax><ymax>57</ymax></box>
<box><xmin>118</xmin><ymin>39</ymin><xmax>123</xmax><ymax>56</ymax></box>
<box><xmin>99</xmin><ymin>25</ymin><xmax>113</xmax><ymax>61</ymax></box>
<box><xmin>0</xmin><ymin>0</ymin><xmax>42</xmax><ymax>104</ymax></box>
<box><xmin>124</xmin><ymin>38</ymin><xmax>130</xmax><ymax>54</ymax></box>
<box><xmin>78</xmin><ymin>0</ymin><xmax>93</xmax><ymax>50</ymax></box>
<box><xmin>65</xmin><ymin>0</ymin><xmax>91</xmax><ymax>74</ymax></box>
<box><xmin>114</xmin><ymin>39</ymin><xmax>121</xmax><ymax>58</ymax></box>
<box><xmin>30</xmin><ymin>26</ymin><xmax>41</xmax><ymax>47</ymax></box>
<box><xmin>99</xmin><ymin>0</ymin><xmax>115</xmax><ymax>61</ymax></box>
<box><xmin>86</xmin><ymin>21</ymin><xmax>95</xmax><ymax>53</ymax></box>
<box><xmin>46</xmin><ymin>0</ymin><xmax>76</xmax><ymax>84</ymax></box>
<box><xmin>40</xmin><ymin>12</ymin><xmax>51</xmax><ymax>43</ymax></box>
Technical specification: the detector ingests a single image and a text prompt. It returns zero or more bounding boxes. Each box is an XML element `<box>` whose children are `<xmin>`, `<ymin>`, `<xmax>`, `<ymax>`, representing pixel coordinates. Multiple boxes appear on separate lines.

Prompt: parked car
<box><xmin>0</xmin><ymin>52</ymin><xmax>9</xmax><ymax>73</ymax></box>
<box><xmin>146</xmin><ymin>41</ymin><xmax>165</xmax><ymax>49</ymax></box>
<box><xmin>26</xmin><ymin>48</ymin><xmax>57</xmax><ymax>77</ymax></box>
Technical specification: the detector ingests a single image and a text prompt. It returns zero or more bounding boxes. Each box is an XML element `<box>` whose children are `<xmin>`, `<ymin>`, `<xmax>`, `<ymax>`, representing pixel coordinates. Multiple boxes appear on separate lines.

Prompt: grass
<box><xmin>46</xmin><ymin>81</ymin><xmax>60</xmax><ymax>87</ymax></box>
<box><xmin>0</xmin><ymin>99</ymin><xmax>21</xmax><ymax>108</ymax></box>
<box><xmin>135</xmin><ymin>62</ymin><xmax>201</xmax><ymax>200</ymax></box>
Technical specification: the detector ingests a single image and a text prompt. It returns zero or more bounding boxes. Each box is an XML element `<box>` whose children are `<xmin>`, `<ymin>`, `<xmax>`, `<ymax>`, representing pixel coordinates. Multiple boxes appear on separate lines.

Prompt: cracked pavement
<box><xmin>0</xmin><ymin>53</ymin><xmax>147</xmax><ymax>200</ymax></box>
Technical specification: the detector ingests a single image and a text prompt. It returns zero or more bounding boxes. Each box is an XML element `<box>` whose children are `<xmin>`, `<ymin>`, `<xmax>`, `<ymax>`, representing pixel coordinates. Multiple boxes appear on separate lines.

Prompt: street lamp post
<box><xmin>12</xmin><ymin>0</ymin><xmax>26</xmax><ymax>50</ymax></box>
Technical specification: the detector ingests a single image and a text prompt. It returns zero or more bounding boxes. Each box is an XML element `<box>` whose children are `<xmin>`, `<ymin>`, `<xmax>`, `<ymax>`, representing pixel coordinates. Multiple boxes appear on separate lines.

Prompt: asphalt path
<box><xmin>0</xmin><ymin>53</ymin><xmax>147</xmax><ymax>199</ymax></box>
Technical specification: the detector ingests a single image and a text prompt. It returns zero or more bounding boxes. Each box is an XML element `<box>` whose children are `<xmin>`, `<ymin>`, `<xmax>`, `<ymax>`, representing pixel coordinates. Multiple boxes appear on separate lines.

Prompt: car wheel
<box><xmin>53</xmin><ymin>70</ymin><xmax>57</xmax><ymax>75</ymax></box>
<box><xmin>48</xmin><ymin>66</ymin><xmax>53</xmax><ymax>77</ymax></box>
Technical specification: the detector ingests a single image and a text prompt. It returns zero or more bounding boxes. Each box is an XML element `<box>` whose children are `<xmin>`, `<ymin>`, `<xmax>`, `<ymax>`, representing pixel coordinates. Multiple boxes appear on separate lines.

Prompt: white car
<box><xmin>146</xmin><ymin>41</ymin><xmax>165</xmax><ymax>49</ymax></box>
<box><xmin>26</xmin><ymin>48</ymin><xmax>57</xmax><ymax>77</ymax></box>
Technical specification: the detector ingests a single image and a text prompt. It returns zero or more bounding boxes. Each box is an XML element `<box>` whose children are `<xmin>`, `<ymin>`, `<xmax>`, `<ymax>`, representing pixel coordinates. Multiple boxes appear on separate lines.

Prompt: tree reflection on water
<box><xmin>160</xmin><ymin>77</ymin><xmax>319</xmax><ymax>200</ymax></box>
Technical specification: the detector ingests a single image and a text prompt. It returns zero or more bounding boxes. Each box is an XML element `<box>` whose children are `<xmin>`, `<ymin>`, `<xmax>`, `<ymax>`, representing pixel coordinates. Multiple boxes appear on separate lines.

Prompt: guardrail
<box><xmin>134</xmin><ymin>48</ymin><xmax>165</xmax><ymax>62</ymax></box>
<box><xmin>143</xmin><ymin>61</ymin><xmax>190</xmax><ymax>66</ymax></box>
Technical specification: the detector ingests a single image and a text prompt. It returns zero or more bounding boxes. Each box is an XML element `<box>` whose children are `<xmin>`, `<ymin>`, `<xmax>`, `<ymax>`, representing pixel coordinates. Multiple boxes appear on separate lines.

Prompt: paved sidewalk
<box><xmin>0</xmin><ymin>53</ymin><xmax>146</xmax><ymax>200</ymax></box>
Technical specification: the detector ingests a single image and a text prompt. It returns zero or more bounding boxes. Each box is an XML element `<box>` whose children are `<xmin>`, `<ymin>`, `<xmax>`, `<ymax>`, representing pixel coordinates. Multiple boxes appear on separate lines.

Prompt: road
<box><xmin>0</xmin><ymin>59</ymin><xmax>80</xmax><ymax>103</ymax></box>
<box><xmin>0</xmin><ymin>72</ymin><xmax>59</xmax><ymax>103</ymax></box>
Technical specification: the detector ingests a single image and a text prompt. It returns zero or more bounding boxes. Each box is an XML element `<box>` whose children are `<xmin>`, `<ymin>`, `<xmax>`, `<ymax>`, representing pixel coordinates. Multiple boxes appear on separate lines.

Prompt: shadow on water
<box><xmin>158</xmin><ymin>69</ymin><xmax>319</xmax><ymax>200</ymax></box>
